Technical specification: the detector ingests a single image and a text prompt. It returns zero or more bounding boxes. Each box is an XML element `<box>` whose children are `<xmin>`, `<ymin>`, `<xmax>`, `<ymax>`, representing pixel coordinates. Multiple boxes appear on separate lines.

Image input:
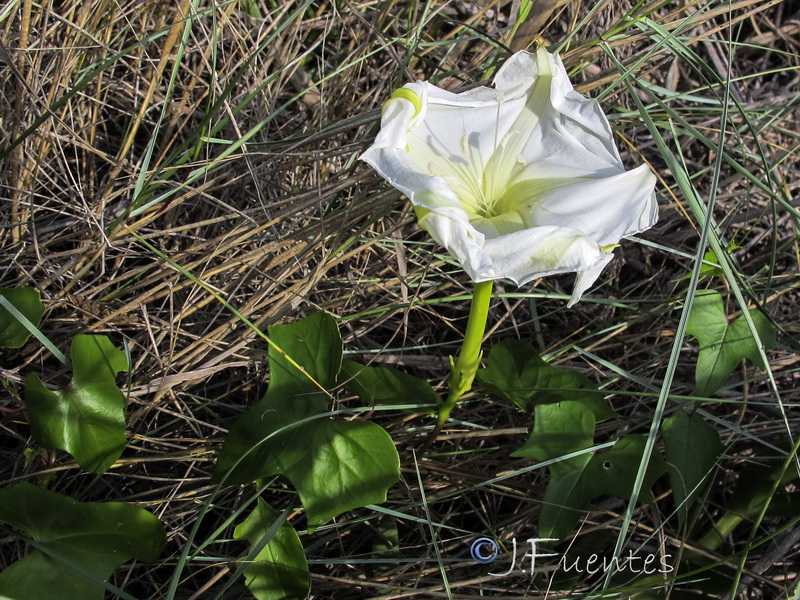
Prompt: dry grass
<box><xmin>2</xmin><ymin>0</ymin><xmax>799</xmax><ymax>598</ymax></box>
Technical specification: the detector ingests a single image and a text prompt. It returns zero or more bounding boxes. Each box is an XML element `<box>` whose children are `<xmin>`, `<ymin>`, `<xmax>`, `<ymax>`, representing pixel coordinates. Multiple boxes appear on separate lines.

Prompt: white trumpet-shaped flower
<box><xmin>360</xmin><ymin>48</ymin><xmax>658</xmax><ymax>306</ymax></box>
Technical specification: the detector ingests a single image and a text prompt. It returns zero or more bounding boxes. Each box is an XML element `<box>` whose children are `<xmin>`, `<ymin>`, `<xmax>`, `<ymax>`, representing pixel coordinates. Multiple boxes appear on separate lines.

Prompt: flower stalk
<box><xmin>425</xmin><ymin>280</ymin><xmax>493</xmax><ymax>448</ymax></box>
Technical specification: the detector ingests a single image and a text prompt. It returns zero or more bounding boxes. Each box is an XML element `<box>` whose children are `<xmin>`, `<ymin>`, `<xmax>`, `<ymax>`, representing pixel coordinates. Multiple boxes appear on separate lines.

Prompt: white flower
<box><xmin>360</xmin><ymin>48</ymin><xmax>658</xmax><ymax>306</ymax></box>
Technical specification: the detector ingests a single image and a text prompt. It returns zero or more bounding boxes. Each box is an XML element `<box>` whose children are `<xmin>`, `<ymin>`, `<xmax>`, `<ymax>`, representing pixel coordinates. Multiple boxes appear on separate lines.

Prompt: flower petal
<box><xmin>479</xmin><ymin>226</ymin><xmax>609</xmax><ymax>285</ymax></box>
<box><xmin>419</xmin><ymin>208</ymin><xmax>610</xmax><ymax>288</ymax></box>
<box><xmin>360</xmin><ymin>93</ymin><xmax>462</xmax><ymax>212</ymax></box>
<box><xmin>415</xmin><ymin>207</ymin><xmax>493</xmax><ymax>277</ymax></box>
<box><xmin>568</xmin><ymin>253</ymin><xmax>614</xmax><ymax>307</ymax></box>
<box><xmin>505</xmin><ymin>164</ymin><xmax>658</xmax><ymax>246</ymax></box>
<box><xmin>493</xmin><ymin>49</ymin><xmax>621</xmax><ymax>170</ymax></box>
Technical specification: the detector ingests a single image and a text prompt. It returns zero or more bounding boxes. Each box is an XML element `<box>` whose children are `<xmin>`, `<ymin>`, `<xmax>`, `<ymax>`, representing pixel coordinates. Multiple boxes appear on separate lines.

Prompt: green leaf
<box><xmin>0</xmin><ymin>287</ymin><xmax>45</xmax><ymax>349</ymax></box>
<box><xmin>214</xmin><ymin>313</ymin><xmax>400</xmax><ymax>526</ymax></box>
<box><xmin>339</xmin><ymin>359</ymin><xmax>439</xmax><ymax>413</ymax></box>
<box><xmin>24</xmin><ymin>335</ymin><xmax>129</xmax><ymax>473</ymax></box>
<box><xmin>233</xmin><ymin>499</ymin><xmax>309</xmax><ymax>600</ymax></box>
<box><xmin>676</xmin><ymin>250</ymin><xmax>724</xmax><ymax>282</ymax></box>
<box><xmin>215</xmin><ymin>312</ymin><xmax>343</xmax><ymax>484</ymax></box>
<box><xmin>697</xmin><ymin>453</ymin><xmax>799</xmax><ymax>553</ymax></box>
<box><xmin>538</xmin><ymin>468</ymin><xmax>587</xmax><ymax>541</ymax></box>
<box><xmin>237</xmin><ymin>0</ymin><xmax>264</xmax><ymax>19</ymax></box>
<box><xmin>477</xmin><ymin>339</ymin><xmax>615</xmax><ymax>421</ymax></box>
<box><xmin>580</xmin><ymin>435</ymin><xmax>666</xmax><ymax>502</ymax></box>
<box><xmin>262</xmin><ymin>419</ymin><xmax>400</xmax><ymax>527</ymax></box>
<box><xmin>662</xmin><ymin>411</ymin><xmax>723</xmax><ymax>526</ymax></box>
<box><xmin>686</xmin><ymin>290</ymin><xmax>776</xmax><ymax>397</ymax></box>
<box><xmin>512</xmin><ymin>401</ymin><xmax>595</xmax><ymax>480</ymax></box>
<box><xmin>0</xmin><ymin>482</ymin><xmax>165</xmax><ymax>600</ymax></box>
<box><xmin>539</xmin><ymin>435</ymin><xmax>666</xmax><ymax>541</ymax></box>
<box><xmin>369</xmin><ymin>516</ymin><xmax>401</xmax><ymax>576</ymax></box>
<box><xmin>728</xmin><ymin>456</ymin><xmax>799</xmax><ymax>518</ymax></box>
<box><xmin>698</xmin><ymin>250</ymin><xmax>725</xmax><ymax>280</ymax></box>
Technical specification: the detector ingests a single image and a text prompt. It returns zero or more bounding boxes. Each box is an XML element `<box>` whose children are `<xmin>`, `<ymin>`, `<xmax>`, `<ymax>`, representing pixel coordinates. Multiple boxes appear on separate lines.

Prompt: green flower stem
<box><xmin>423</xmin><ymin>280</ymin><xmax>493</xmax><ymax>451</ymax></box>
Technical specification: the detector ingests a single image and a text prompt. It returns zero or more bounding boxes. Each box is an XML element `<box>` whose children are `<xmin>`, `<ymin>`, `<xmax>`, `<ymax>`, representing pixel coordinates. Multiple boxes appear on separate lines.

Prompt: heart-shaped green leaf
<box><xmin>25</xmin><ymin>335</ymin><xmax>129</xmax><ymax>473</ymax></box>
<box><xmin>686</xmin><ymin>290</ymin><xmax>776</xmax><ymax>397</ymax></box>
<box><xmin>579</xmin><ymin>435</ymin><xmax>666</xmax><ymax>502</ymax></box>
<box><xmin>233</xmin><ymin>499</ymin><xmax>309</xmax><ymax>600</ymax></box>
<box><xmin>215</xmin><ymin>313</ymin><xmax>400</xmax><ymax>527</ymax></box>
<box><xmin>262</xmin><ymin>419</ymin><xmax>400</xmax><ymax>527</ymax></box>
<box><xmin>340</xmin><ymin>359</ymin><xmax>439</xmax><ymax>413</ymax></box>
<box><xmin>662</xmin><ymin>411</ymin><xmax>723</xmax><ymax>526</ymax></box>
<box><xmin>512</xmin><ymin>401</ymin><xmax>595</xmax><ymax>480</ymax></box>
<box><xmin>215</xmin><ymin>312</ymin><xmax>343</xmax><ymax>484</ymax></box>
<box><xmin>539</xmin><ymin>435</ymin><xmax>666</xmax><ymax>541</ymax></box>
<box><xmin>0</xmin><ymin>482</ymin><xmax>165</xmax><ymax>600</ymax></box>
<box><xmin>0</xmin><ymin>287</ymin><xmax>45</xmax><ymax>349</ymax></box>
<box><xmin>478</xmin><ymin>339</ymin><xmax>615</xmax><ymax>421</ymax></box>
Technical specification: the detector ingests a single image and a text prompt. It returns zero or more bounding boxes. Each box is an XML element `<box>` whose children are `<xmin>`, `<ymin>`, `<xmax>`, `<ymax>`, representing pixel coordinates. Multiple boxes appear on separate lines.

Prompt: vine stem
<box><xmin>421</xmin><ymin>280</ymin><xmax>493</xmax><ymax>453</ymax></box>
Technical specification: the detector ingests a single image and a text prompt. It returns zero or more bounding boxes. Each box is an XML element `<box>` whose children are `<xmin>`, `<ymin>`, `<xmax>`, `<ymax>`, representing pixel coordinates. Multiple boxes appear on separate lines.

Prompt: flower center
<box><xmin>405</xmin><ymin>47</ymin><xmax>556</xmax><ymax>238</ymax></box>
